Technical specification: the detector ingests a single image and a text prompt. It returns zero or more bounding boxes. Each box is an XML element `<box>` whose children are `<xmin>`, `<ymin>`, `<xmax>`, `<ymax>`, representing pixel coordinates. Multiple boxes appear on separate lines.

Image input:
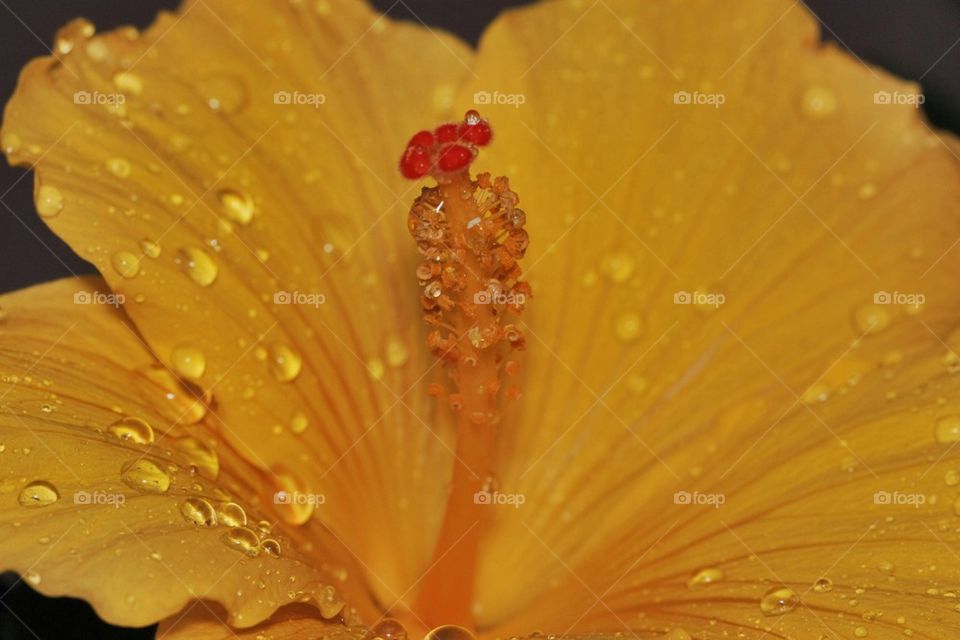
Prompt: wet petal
<box><xmin>159</xmin><ymin>604</ymin><xmax>369</xmax><ymax>639</ymax></box>
<box><xmin>1</xmin><ymin>0</ymin><xmax>473</xmax><ymax>605</ymax></box>
<box><xmin>0</xmin><ymin>278</ymin><xmax>368</xmax><ymax>627</ymax></box>
<box><xmin>460</xmin><ymin>0</ymin><xmax>960</xmax><ymax>635</ymax></box>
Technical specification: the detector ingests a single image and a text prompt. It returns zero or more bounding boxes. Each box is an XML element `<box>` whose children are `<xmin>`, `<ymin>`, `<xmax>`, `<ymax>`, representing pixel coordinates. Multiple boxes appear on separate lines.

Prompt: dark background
<box><xmin>0</xmin><ymin>1</ymin><xmax>959</xmax><ymax>638</ymax></box>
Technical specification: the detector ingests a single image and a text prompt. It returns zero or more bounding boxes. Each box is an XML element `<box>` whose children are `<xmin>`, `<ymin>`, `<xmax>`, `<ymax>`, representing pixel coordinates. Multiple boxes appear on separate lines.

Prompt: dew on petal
<box><xmin>180</xmin><ymin>497</ymin><xmax>217</xmax><ymax>526</ymax></box>
<box><xmin>686</xmin><ymin>567</ymin><xmax>725</xmax><ymax>588</ymax></box>
<box><xmin>18</xmin><ymin>480</ymin><xmax>60</xmax><ymax>507</ymax></box>
<box><xmin>139</xmin><ymin>238</ymin><xmax>161</xmax><ymax>258</ymax></box>
<box><xmin>105</xmin><ymin>157</ymin><xmax>132</xmax><ymax>178</ymax></box>
<box><xmin>121</xmin><ymin>459</ymin><xmax>171</xmax><ymax>493</ymax></box>
<box><xmin>36</xmin><ymin>185</ymin><xmax>64</xmax><ymax>218</ymax></box>
<box><xmin>290</xmin><ymin>412</ymin><xmax>309</xmax><ymax>435</ymax></box>
<box><xmin>318</xmin><ymin>584</ymin><xmax>345</xmax><ymax>618</ymax></box>
<box><xmin>110</xmin><ymin>251</ymin><xmax>141</xmax><ymax>278</ymax></box>
<box><xmin>615</xmin><ymin>312</ymin><xmax>642</xmax><ymax>342</ymax></box>
<box><xmin>423</xmin><ymin>625</ymin><xmax>476</xmax><ymax>640</ymax></box>
<box><xmin>177</xmin><ymin>246</ymin><xmax>218</xmax><ymax>286</ymax></box>
<box><xmin>196</xmin><ymin>74</ymin><xmax>248</xmax><ymax>114</ymax></box>
<box><xmin>760</xmin><ymin>586</ymin><xmax>799</xmax><ymax>616</ymax></box>
<box><xmin>664</xmin><ymin>631</ymin><xmax>692</xmax><ymax>640</ymax></box>
<box><xmin>800</xmin><ymin>86</ymin><xmax>837</xmax><ymax>119</ymax></box>
<box><xmin>217</xmin><ymin>502</ymin><xmax>248</xmax><ymax>527</ymax></box>
<box><xmin>218</xmin><ymin>189</ymin><xmax>255</xmax><ymax>226</ymax></box>
<box><xmin>853</xmin><ymin>303</ymin><xmax>891</xmax><ymax>334</ymax></box>
<box><xmin>813</xmin><ymin>577</ymin><xmax>834</xmax><ymax>592</ymax></box>
<box><xmin>261</xmin><ymin>538</ymin><xmax>281</xmax><ymax>558</ymax></box>
<box><xmin>600</xmin><ymin>250</ymin><xmax>635</xmax><ymax>283</ymax></box>
<box><xmin>386</xmin><ymin>337</ymin><xmax>409</xmax><ymax>368</ymax></box>
<box><xmin>367</xmin><ymin>618</ymin><xmax>407</xmax><ymax>640</ymax></box>
<box><xmin>112</xmin><ymin>71</ymin><xmax>143</xmax><ymax>95</ymax></box>
<box><xmin>222</xmin><ymin>526</ymin><xmax>260</xmax><ymax>556</ymax></box>
<box><xmin>107</xmin><ymin>416</ymin><xmax>155</xmax><ymax>444</ymax></box>
<box><xmin>268</xmin><ymin>343</ymin><xmax>302</xmax><ymax>382</ymax></box>
<box><xmin>935</xmin><ymin>416</ymin><xmax>960</xmax><ymax>443</ymax></box>
<box><xmin>171</xmin><ymin>345</ymin><xmax>206</xmax><ymax>380</ymax></box>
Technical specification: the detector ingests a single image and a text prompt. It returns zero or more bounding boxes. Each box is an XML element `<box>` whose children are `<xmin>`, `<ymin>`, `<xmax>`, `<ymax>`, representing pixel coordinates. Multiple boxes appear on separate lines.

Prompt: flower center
<box><xmin>400</xmin><ymin>111</ymin><xmax>530</xmax><ymax>629</ymax></box>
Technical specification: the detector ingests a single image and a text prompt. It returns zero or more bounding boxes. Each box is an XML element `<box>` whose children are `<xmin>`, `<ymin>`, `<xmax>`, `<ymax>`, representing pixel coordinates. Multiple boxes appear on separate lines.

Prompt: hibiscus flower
<box><xmin>2</xmin><ymin>0</ymin><xmax>960</xmax><ymax>638</ymax></box>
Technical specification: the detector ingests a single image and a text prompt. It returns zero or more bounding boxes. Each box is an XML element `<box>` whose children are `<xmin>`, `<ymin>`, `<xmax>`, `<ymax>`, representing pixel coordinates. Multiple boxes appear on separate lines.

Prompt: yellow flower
<box><xmin>2</xmin><ymin>0</ymin><xmax>960</xmax><ymax>638</ymax></box>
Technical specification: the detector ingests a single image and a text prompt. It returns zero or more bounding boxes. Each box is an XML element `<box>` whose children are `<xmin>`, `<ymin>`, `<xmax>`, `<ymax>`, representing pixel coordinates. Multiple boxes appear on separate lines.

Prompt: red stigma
<box><xmin>399</xmin><ymin>110</ymin><xmax>493</xmax><ymax>180</ymax></box>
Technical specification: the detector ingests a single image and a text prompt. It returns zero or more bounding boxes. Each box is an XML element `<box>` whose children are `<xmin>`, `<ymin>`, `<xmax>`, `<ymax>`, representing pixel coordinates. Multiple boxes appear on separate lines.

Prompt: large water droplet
<box><xmin>180</xmin><ymin>497</ymin><xmax>217</xmax><ymax>526</ymax></box>
<box><xmin>936</xmin><ymin>416</ymin><xmax>960</xmax><ymax>443</ymax></box>
<box><xmin>217</xmin><ymin>502</ymin><xmax>248</xmax><ymax>527</ymax></box>
<box><xmin>424</xmin><ymin>626</ymin><xmax>476</xmax><ymax>640</ymax></box>
<box><xmin>36</xmin><ymin>185</ymin><xmax>64</xmax><ymax>218</ymax></box>
<box><xmin>121</xmin><ymin>459</ymin><xmax>171</xmax><ymax>493</ymax></box>
<box><xmin>108</xmin><ymin>416</ymin><xmax>155</xmax><ymax>444</ymax></box>
<box><xmin>686</xmin><ymin>567</ymin><xmax>724</xmax><ymax>589</ymax></box>
<box><xmin>367</xmin><ymin>618</ymin><xmax>407</xmax><ymax>640</ymax></box>
<box><xmin>18</xmin><ymin>481</ymin><xmax>60</xmax><ymax>507</ymax></box>
<box><xmin>812</xmin><ymin>577</ymin><xmax>833</xmax><ymax>593</ymax></box>
<box><xmin>171</xmin><ymin>345</ymin><xmax>206</xmax><ymax>380</ymax></box>
<box><xmin>222</xmin><ymin>526</ymin><xmax>260</xmax><ymax>556</ymax></box>
<box><xmin>261</xmin><ymin>538</ymin><xmax>281</xmax><ymax>558</ymax></box>
<box><xmin>760</xmin><ymin>586</ymin><xmax>799</xmax><ymax>616</ymax></box>
<box><xmin>111</xmin><ymin>251</ymin><xmax>141</xmax><ymax>279</ymax></box>
<box><xmin>218</xmin><ymin>189</ymin><xmax>255</xmax><ymax>226</ymax></box>
<box><xmin>268</xmin><ymin>343</ymin><xmax>302</xmax><ymax>382</ymax></box>
<box><xmin>177</xmin><ymin>246</ymin><xmax>218</xmax><ymax>287</ymax></box>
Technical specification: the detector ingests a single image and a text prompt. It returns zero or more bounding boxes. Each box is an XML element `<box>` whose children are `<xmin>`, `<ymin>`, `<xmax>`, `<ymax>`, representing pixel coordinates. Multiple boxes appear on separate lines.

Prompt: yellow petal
<box><xmin>0</xmin><ymin>277</ymin><xmax>366</xmax><ymax>627</ymax></box>
<box><xmin>455</xmin><ymin>0</ymin><xmax>960</xmax><ymax>635</ymax></box>
<box><xmin>158</xmin><ymin>604</ymin><xmax>369</xmax><ymax>640</ymax></box>
<box><xmin>1</xmin><ymin>0</ymin><xmax>473</xmax><ymax>606</ymax></box>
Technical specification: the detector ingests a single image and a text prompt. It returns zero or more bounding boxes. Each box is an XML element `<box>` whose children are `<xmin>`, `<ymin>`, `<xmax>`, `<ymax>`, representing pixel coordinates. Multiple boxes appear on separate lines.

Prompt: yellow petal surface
<box><xmin>158</xmin><ymin>604</ymin><xmax>369</xmax><ymax>640</ymax></box>
<box><xmin>1</xmin><ymin>0</ymin><xmax>474</xmax><ymax>609</ymax></box>
<box><xmin>0</xmin><ymin>277</ymin><xmax>367</xmax><ymax>628</ymax></box>
<box><xmin>456</xmin><ymin>0</ymin><xmax>960</xmax><ymax>636</ymax></box>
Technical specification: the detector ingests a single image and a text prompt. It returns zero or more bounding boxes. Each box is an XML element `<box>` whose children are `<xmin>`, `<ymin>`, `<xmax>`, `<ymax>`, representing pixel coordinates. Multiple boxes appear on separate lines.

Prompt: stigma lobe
<box><xmin>400</xmin><ymin>110</ymin><xmax>493</xmax><ymax>180</ymax></box>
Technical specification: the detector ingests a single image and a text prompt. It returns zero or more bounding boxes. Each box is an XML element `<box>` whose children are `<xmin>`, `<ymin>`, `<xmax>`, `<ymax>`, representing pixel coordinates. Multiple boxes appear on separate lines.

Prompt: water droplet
<box><xmin>111</xmin><ymin>251</ymin><xmax>141</xmax><ymax>278</ymax></box>
<box><xmin>854</xmin><ymin>627</ymin><xmax>868</xmax><ymax>638</ymax></box>
<box><xmin>800</xmin><ymin>86</ymin><xmax>837</xmax><ymax>119</ymax></box>
<box><xmin>290</xmin><ymin>412</ymin><xmax>309</xmax><ymax>435</ymax></box>
<box><xmin>760</xmin><ymin>586</ymin><xmax>799</xmax><ymax>616</ymax></box>
<box><xmin>171</xmin><ymin>345</ymin><xmax>206</xmax><ymax>380</ymax></box>
<box><xmin>121</xmin><ymin>459</ymin><xmax>171</xmax><ymax>493</ymax></box>
<box><xmin>222</xmin><ymin>526</ymin><xmax>260</xmax><ymax>556</ymax></box>
<box><xmin>686</xmin><ymin>567</ymin><xmax>724</xmax><ymax>589</ymax></box>
<box><xmin>614</xmin><ymin>312</ymin><xmax>642</xmax><ymax>342</ymax></box>
<box><xmin>23</xmin><ymin>570</ymin><xmax>41</xmax><ymax>586</ymax></box>
<box><xmin>600</xmin><ymin>250</ymin><xmax>635</xmax><ymax>283</ymax></box>
<box><xmin>107</xmin><ymin>416</ymin><xmax>155</xmax><ymax>444</ymax></box>
<box><xmin>945</xmin><ymin>469</ymin><xmax>960</xmax><ymax>486</ymax></box>
<box><xmin>18</xmin><ymin>481</ymin><xmax>59</xmax><ymax>507</ymax></box>
<box><xmin>367</xmin><ymin>618</ymin><xmax>407</xmax><ymax>640</ymax></box>
<box><xmin>424</xmin><ymin>626</ymin><xmax>476</xmax><ymax>640</ymax></box>
<box><xmin>2</xmin><ymin>131</ymin><xmax>22</xmax><ymax>154</ymax></box>
<box><xmin>813</xmin><ymin>577</ymin><xmax>833</xmax><ymax>593</ymax></box>
<box><xmin>218</xmin><ymin>189</ymin><xmax>255</xmax><ymax>226</ymax></box>
<box><xmin>54</xmin><ymin>19</ymin><xmax>94</xmax><ymax>55</ymax></box>
<box><xmin>664</xmin><ymin>631</ymin><xmax>692</xmax><ymax>640</ymax></box>
<box><xmin>386</xmin><ymin>338</ymin><xmax>409</xmax><ymax>368</ymax></box>
<box><xmin>197</xmin><ymin>75</ymin><xmax>248</xmax><ymax>114</ymax></box>
<box><xmin>268</xmin><ymin>343</ymin><xmax>302</xmax><ymax>382</ymax></box>
<box><xmin>217</xmin><ymin>502</ymin><xmax>247</xmax><ymax>527</ymax></box>
<box><xmin>261</xmin><ymin>538</ymin><xmax>281</xmax><ymax>558</ymax></box>
<box><xmin>853</xmin><ymin>304</ymin><xmax>891</xmax><ymax>334</ymax></box>
<box><xmin>936</xmin><ymin>416</ymin><xmax>960</xmax><ymax>443</ymax></box>
<box><xmin>172</xmin><ymin>436</ymin><xmax>219</xmax><ymax>477</ymax></box>
<box><xmin>112</xmin><ymin>71</ymin><xmax>143</xmax><ymax>95</ymax></box>
<box><xmin>367</xmin><ymin>357</ymin><xmax>385</xmax><ymax>381</ymax></box>
<box><xmin>180</xmin><ymin>497</ymin><xmax>216</xmax><ymax>526</ymax></box>
<box><xmin>177</xmin><ymin>246</ymin><xmax>218</xmax><ymax>286</ymax></box>
<box><xmin>139</xmin><ymin>238</ymin><xmax>161</xmax><ymax>258</ymax></box>
<box><xmin>859</xmin><ymin>183</ymin><xmax>878</xmax><ymax>200</ymax></box>
<box><xmin>105</xmin><ymin>157</ymin><xmax>132</xmax><ymax>178</ymax></box>
<box><xmin>36</xmin><ymin>185</ymin><xmax>64</xmax><ymax>218</ymax></box>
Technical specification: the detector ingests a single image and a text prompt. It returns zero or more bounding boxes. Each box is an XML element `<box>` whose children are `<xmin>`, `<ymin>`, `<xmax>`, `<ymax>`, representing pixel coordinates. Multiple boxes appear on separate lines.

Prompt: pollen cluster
<box><xmin>407</xmin><ymin>173</ymin><xmax>531</xmax><ymax>369</ymax></box>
